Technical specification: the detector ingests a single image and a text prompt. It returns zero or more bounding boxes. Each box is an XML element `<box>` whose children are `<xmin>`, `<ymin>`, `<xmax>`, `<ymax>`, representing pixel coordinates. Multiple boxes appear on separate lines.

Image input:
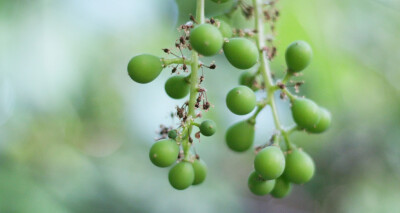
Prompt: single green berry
<box><xmin>307</xmin><ymin>107</ymin><xmax>331</xmax><ymax>133</ymax></box>
<box><xmin>226</xmin><ymin>86</ymin><xmax>256</xmax><ymax>115</ymax></box>
<box><xmin>247</xmin><ymin>171</ymin><xmax>276</xmax><ymax>196</ymax></box>
<box><xmin>239</xmin><ymin>70</ymin><xmax>261</xmax><ymax>91</ymax></box>
<box><xmin>216</xmin><ymin>19</ymin><xmax>233</xmax><ymax>38</ymax></box>
<box><xmin>285</xmin><ymin>40</ymin><xmax>312</xmax><ymax>72</ymax></box>
<box><xmin>210</xmin><ymin>0</ymin><xmax>230</xmax><ymax>3</ymax></box>
<box><xmin>291</xmin><ymin>97</ymin><xmax>320</xmax><ymax>129</ymax></box>
<box><xmin>168</xmin><ymin>130</ymin><xmax>177</xmax><ymax>139</ymax></box>
<box><xmin>223</xmin><ymin>38</ymin><xmax>259</xmax><ymax>69</ymax></box>
<box><xmin>199</xmin><ymin>120</ymin><xmax>216</xmax><ymax>136</ymax></box>
<box><xmin>164</xmin><ymin>75</ymin><xmax>190</xmax><ymax>99</ymax></box>
<box><xmin>283</xmin><ymin>149</ymin><xmax>315</xmax><ymax>184</ymax></box>
<box><xmin>189</xmin><ymin>24</ymin><xmax>223</xmax><ymax>56</ymax></box>
<box><xmin>127</xmin><ymin>54</ymin><xmax>163</xmax><ymax>84</ymax></box>
<box><xmin>149</xmin><ymin>139</ymin><xmax>179</xmax><ymax>168</ymax></box>
<box><xmin>225</xmin><ymin>120</ymin><xmax>255</xmax><ymax>152</ymax></box>
<box><xmin>239</xmin><ymin>71</ymin><xmax>254</xmax><ymax>87</ymax></box>
<box><xmin>168</xmin><ymin>162</ymin><xmax>195</xmax><ymax>190</ymax></box>
<box><xmin>254</xmin><ymin>146</ymin><xmax>286</xmax><ymax>180</ymax></box>
<box><xmin>271</xmin><ymin>178</ymin><xmax>292</xmax><ymax>198</ymax></box>
<box><xmin>192</xmin><ymin>159</ymin><xmax>207</xmax><ymax>185</ymax></box>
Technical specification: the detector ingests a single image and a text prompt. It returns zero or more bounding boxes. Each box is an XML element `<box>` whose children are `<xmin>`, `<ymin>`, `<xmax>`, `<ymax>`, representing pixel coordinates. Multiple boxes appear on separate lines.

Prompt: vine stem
<box><xmin>162</xmin><ymin>57</ymin><xmax>191</xmax><ymax>66</ymax></box>
<box><xmin>182</xmin><ymin>0</ymin><xmax>205</xmax><ymax>160</ymax></box>
<box><xmin>252</xmin><ymin>0</ymin><xmax>292</xmax><ymax>150</ymax></box>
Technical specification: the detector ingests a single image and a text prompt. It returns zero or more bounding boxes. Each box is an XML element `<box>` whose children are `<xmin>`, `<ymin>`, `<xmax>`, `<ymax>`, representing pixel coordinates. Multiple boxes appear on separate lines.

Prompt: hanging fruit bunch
<box><xmin>126</xmin><ymin>0</ymin><xmax>331</xmax><ymax>198</ymax></box>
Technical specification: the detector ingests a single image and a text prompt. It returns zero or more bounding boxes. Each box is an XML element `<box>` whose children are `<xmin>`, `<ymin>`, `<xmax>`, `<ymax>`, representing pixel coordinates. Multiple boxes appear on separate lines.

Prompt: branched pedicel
<box><xmin>127</xmin><ymin>0</ymin><xmax>331</xmax><ymax>198</ymax></box>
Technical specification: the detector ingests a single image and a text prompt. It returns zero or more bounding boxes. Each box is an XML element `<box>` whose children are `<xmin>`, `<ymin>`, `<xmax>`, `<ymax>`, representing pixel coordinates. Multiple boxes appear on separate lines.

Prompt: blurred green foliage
<box><xmin>1</xmin><ymin>0</ymin><xmax>400</xmax><ymax>212</ymax></box>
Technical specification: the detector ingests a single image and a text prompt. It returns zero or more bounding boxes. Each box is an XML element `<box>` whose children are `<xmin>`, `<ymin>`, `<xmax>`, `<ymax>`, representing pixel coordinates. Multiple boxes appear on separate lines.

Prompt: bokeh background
<box><xmin>1</xmin><ymin>0</ymin><xmax>400</xmax><ymax>212</ymax></box>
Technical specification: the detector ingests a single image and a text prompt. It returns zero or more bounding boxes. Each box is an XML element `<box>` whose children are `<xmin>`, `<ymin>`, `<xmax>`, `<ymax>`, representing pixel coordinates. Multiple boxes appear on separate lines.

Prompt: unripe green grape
<box><xmin>225</xmin><ymin>120</ymin><xmax>255</xmax><ymax>152</ymax></box>
<box><xmin>307</xmin><ymin>107</ymin><xmax>331</xmax><ymax>133</ymax></box>
<box><xmin>149</xmin><ymin>139</ymin><xmax>179</xmax><ymax>168</ymax></box>
<box><xmin>271</xmin><ymin>178</ymin><xmax>292</xmax><ymax>198</ymax></box>
<box><xmin>164</xmin><ymin>75</ymin><xmax>190</xmax><ymax>99</ymax></box>
<box><xmin>283</xmin><ymin>149</ymin><xmax>315</xmax><ymax>184</ymax></box>
<box><xmin>291</xmin><ymin>97</ymin><xmax>320</xmax><ymax>129</ymax></box>
<box><xmin>238</xmin><ymin>70</ymin><xmax>253</xmax><ymax>88</ymax></box>
<box><xmin>210</xmin><ymin>0</ymin><xmax>230</xmax><ymax>3</ymax></box>
<box><xmin>226</xmin><ymin>86</ymin><xmax>256</xmax><ymax>115</ymax></box>
<box><xmin>247</xmin><ymin>171</ymin><xmax>276</xmax><ymax>196</ymax></box>
<box><xmin>216</xmin><ymin>19</ymin><xmax>233</xmax><ymax>38</ymax></box>
<box><xmin>199</xmin><ymin>120</ymin><xmax>216</xmax><ymax>136</ymax></box>
<box><xmin>127</xmin><ymin>54</ymin><xmax>163</xmax><ymax>84</ymax></box>
<box><xmin>223</xmin><ymin>38</ymin><xmax>259</xmax><ymax>69</ymax></box>
<box><xmin>168</xmin><ymin>130</ymin><xmax>177</xmax><ymax>139</ymax></box>
<box><xmin>239</xmin><ymin>71</ymin><xmax>253</xmax><ymax>87</ymax></box>
<box><xmin>192</xmin><ymin>159</ymin><xmax>207</xmax><ymax>185</ymax></box>
<box><xmin>189</xmin><ymin>24</ymin><xmax>223</xmax><ymax>56</ymax></box>
<box><xmin>168</xmin><ymin>162</ymin><xmax>195</xmax><ymax>190</ymax></box>
<box><xmin>254</xmin><ymin>146</ymin><xmax>286</xmax><ymax>180</ymax></box>
<box><xmin>239</xmin><ymin>71</ymin><xmax>261</xmax><ymax>91</ymax></box>
<box><xmin>285</xmin><ymin>41</ymin><xmax>312</xmax><ymax>72</ymax></box>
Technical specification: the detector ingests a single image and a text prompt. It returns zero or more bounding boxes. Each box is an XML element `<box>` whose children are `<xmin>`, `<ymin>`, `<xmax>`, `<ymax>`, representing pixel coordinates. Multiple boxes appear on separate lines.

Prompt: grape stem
<box><xmin>286</xmin><ymin>125</ymin><xmax>300</xmax><ymax>134</ymax></box>
<box><xmin>182</xmin><ymin>0</ymin><xmax>205</xmax><ymax>161</ymax></box>
<box><xmin>282</xmin><ymin>72</ymin><xmax>292</xmax><ymax>84</ymax></box>
<box><xmin>252</xmin><ymin>0</ymin><xmax>293</xmax><ymax>150</ymax></box>
<box><xmin>248</xmin><ymin>100</ymin><xmax>268</xmax><ymax>124</ymax></box>
<box><xmin>162</xmin><ymin>57</ymin><xmax>191</xmax><ymax>66</ymax></box>
<box><xmin>192</xmin><ymin>122</ymin><xmax>201</xmax><ymax>127</ymax></box>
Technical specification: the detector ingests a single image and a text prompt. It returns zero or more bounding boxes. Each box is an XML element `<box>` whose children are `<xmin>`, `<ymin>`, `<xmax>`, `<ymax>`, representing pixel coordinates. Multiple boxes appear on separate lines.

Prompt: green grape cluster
<box><xmin>126</xmin><ymin>0</ymin><xmax>331</xmax><ymax>197</ymax></box>
<box><xmin>126</xmin><ymin>16</ymin><xmax>225</xmax><ymax>191</ymax></box>
<box><xmin>224</xmin><ymin>39</ymin><xmax>331</xmax><ymax>197</ymax></box>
